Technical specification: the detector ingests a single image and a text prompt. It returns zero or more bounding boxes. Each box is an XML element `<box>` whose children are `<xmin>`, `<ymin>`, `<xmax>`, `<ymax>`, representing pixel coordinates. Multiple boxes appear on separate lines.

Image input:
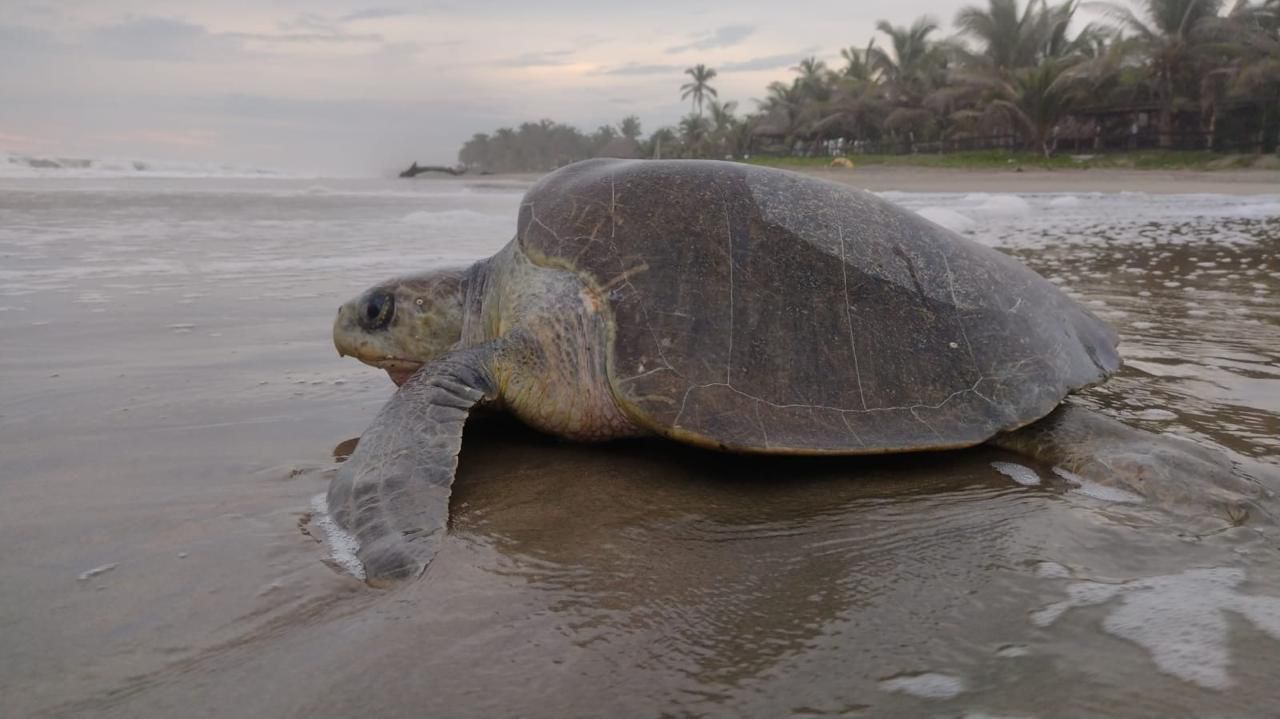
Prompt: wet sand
<box><xmin>799</xmin><ymin>165</ymin><xmax>1280</xmax><ymax>196</ymax></box>
<box><xmin>1</xmin><ymin>176</ymin><xmax>1278</xmax><ymax>718</ymax></box>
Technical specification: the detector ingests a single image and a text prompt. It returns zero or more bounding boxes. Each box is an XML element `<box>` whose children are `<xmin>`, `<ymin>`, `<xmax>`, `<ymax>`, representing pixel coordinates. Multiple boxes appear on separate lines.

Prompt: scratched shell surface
<box><xmin>517</xmin><ymin>159</ymin><xmax>1121</xmax><ymax>453</ymax></box>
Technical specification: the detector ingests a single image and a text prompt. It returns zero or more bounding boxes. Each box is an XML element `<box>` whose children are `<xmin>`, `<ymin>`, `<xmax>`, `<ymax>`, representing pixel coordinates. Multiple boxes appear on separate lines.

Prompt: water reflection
<box><xmin>409</xmin><ymin>418</ymin><xmax>1052</xmax><ymax>690</ymax></box>
<box><xmin>300</xmin><ymin>415</ymin><xmax>1279</xmax><ymax>718</ymax></box>
<box><xmin>1004</xmin><ymin>217</ymin><xmax>1280</xmax><ymax>458</ymax></box>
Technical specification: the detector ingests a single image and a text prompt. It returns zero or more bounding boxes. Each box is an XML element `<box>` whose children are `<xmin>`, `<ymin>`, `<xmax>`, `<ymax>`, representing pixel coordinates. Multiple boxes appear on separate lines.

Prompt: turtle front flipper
<box><xmin>327</xmin><ymin>346</ymin><xmax>497</xmax><ymax>586</ymax></box>
<box><xmin>991</xmin><ymin>404</ymin><xmax>1265</xmax><ymax>523</ymax></box>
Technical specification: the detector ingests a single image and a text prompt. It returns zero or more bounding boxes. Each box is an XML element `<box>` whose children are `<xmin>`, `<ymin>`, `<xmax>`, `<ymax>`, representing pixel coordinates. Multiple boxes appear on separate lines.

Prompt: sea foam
<box><xmin>916</xmin><ymin>206</ymin><xmax>977</xmax><ymax>232</ymax></box>
<box><xmin>991</xmin><ymin>461</ymin><xmax>1041</xmax><ymax>486</ymax></box>
<box><xmin>310</xmin><ymin>493</ymin><xmax>365</xmax><ymax>581</ymax></box>
<box><xmin>879</xmin><ymin>672</ymin><xmax>967</xmax><ymax>699</ymax></box>
<box><xmin>1032</xmin><ymin>567</ymin><xmax>1280</xmax><ymax>689</ymax></box>
<box><xmin>0</xmin><ymin>152</ymin><xmax>287</xmax><ymax>179</ymax></box>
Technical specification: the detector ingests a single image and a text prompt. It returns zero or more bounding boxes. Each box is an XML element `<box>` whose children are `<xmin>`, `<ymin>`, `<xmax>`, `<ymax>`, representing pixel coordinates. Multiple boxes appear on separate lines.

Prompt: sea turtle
<box><xmin>330</xmin><ymin>158</ymin><xmax>1259</xmax><ymax>585</ymax></box>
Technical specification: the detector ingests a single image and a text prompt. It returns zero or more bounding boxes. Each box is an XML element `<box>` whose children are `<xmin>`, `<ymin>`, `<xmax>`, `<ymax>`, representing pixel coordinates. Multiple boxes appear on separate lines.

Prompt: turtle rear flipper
<box><xmin>992</xmin><ymin>404</ymin><xmax>1264</xmax><ymax>523</ymax></box>
<box><xmin>327</xmin><ymin>347</ymin><xmax>496</xmax><ymax>586</ymax></box>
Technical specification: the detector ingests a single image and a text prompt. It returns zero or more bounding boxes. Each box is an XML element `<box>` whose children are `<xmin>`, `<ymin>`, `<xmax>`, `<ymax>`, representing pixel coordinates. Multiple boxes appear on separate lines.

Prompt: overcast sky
<box><xmin>4</xmin><ymin>0</ymin><xmax>1005</xmax><ymax>175</ymax></box>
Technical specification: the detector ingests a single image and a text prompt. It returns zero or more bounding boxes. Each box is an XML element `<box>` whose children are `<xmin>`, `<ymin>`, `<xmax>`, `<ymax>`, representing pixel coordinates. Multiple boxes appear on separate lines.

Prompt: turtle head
<box><xmin>333</xmin><ymin>267</ymin><xmax>468</xmax><ymax>385</ymax></box>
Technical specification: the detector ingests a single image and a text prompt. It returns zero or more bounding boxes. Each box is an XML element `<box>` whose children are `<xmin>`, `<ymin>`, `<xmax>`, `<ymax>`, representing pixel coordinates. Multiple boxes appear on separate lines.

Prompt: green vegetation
<box><xmin>456</xmin><ymin>0</ymin><xmax>1280</xmax><ymax>172</ymax></box>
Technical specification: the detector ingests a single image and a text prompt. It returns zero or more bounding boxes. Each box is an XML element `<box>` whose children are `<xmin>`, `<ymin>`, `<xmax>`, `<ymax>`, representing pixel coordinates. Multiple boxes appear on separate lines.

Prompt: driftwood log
<box><xmin>399</xmin><ymin>162</ymin><xmax>465</xmax><ymax>178</ymax></box>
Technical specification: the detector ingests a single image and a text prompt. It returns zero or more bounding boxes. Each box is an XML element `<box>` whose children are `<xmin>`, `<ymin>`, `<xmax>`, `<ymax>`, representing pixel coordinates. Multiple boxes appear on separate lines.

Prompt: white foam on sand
<box><xmin>1235</xmin><ymin>201</ymin><xmax>1280</xmax><ymax>218</ymax></box>
<box><xmin>1052</xmin><ymin>467</ymin><xmax>1144</xmax><ymax>504</ymax></box>
<box><xmin>879</xmin><ymin>672</ymin><xmax>967</xmax><ymax>699</ymax></box>
<box><xmin>971</xmin><ymin>194</ymin><xmax>1033</xmax><ymax>217</ymax></box>
<box><xmin>916</xmin><ymin>207</ymin><xmax>977</xmax><ymax>233</ymax></box>
<box><xmin>77</xmin><ymin>563</ymin><xmax>119</xmax><ymax>581</ymax></box>
<box><xmin>1035</xmin><ymin>561</ymin><xmax>1072</xmax><ymax>579</ymax></box>
<box><xmin>876</xmin><ymin>191</ymin><xmax>1280</xmax><ymax>252</ymax></box>
<box><xmin>310</xmin><ymin>493</ymin><xmax>365</xmax><ymax>581</ymax></box>
<box><xmin>1031</xmin><ymin>567</ymin><xmax>1280</xmax><ymax>689</ymax></box>
<box><xmin>402</xmin><ymin>208</ymin><xmax>506</xmax><ymax>227</ymax></box>
<box><xmin>991</xmin><ymin>461</ymin><xmax>1041</xmax><ymax>486</ymax></box>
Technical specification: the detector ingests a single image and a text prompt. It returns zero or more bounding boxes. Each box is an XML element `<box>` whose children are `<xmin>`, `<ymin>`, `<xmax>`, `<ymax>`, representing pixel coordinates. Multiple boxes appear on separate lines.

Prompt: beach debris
<box><xmin>77</xmin><ymin>563</ymin><xmax>118</xmax><ymax>581</ymax></box>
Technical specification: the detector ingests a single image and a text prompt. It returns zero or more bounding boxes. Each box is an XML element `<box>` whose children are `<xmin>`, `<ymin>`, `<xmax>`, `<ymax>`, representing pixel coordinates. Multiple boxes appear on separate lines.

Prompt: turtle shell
<box><xmin>516</xmin><ymin>159</ymin><xmax>1120</xmax><ymax>453</ymax></box>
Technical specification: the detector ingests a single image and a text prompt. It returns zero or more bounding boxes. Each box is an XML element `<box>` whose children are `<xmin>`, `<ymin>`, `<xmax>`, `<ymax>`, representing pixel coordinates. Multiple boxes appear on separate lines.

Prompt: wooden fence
<box><xmin>752</xmin><ymin>128</ymin><xmax>1272</xmax><ymax>158</ymax></box>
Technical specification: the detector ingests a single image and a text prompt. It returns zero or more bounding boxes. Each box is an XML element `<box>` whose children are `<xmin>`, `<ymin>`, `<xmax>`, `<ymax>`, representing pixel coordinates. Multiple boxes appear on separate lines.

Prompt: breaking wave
<box><xmin>0</xmin><ymin>153</ymin><xmax>287</xmax><ymax>179</ymax></box>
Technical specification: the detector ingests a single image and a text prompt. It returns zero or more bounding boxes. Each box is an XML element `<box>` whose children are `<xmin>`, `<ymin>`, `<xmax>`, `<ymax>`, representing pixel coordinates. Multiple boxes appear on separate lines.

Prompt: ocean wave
<box><xmin>0</xmin><ymin>153</ymin><xmax>287</xmax><ymax>179</ymax></box>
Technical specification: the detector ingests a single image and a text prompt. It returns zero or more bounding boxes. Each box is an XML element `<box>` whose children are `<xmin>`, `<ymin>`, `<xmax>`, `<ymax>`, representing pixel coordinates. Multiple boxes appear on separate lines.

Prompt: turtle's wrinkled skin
<box><xmin>330</xmin><ymin>159</ymin><xmax>1261</xmax><ymax>585</ymax></box>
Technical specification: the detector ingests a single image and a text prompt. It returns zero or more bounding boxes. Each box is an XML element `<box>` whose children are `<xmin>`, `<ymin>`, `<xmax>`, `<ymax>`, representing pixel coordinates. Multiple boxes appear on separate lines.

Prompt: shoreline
<box><xmin>461</xmin><ymin>165</ymin><xmax>1280</xmax><ymax>196</ymax></box>
<box><xmin>795</xmin><ymin>165</ymin><xmax>1280</xmax><ymax>196</ymax></box>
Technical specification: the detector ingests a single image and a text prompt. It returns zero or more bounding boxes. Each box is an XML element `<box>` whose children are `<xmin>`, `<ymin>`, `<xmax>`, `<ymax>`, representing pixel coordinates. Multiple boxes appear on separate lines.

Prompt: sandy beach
<box><xmin>798</xmin><ymin>165</ymin><xmax>1280</xmax><ymax>195</ymax></box>
<box><xmin>1</xmin><ymin>173</ymin><xmax>1277</xmax><ymax>718</ymax></box>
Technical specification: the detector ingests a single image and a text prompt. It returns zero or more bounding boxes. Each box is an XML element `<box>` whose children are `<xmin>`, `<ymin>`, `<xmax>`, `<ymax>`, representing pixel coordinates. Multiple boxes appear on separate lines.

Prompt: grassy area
<box><xmin>745</xmin><ymin>150</ymin><xmax>1272</xmax><ymax>171</ymax></box>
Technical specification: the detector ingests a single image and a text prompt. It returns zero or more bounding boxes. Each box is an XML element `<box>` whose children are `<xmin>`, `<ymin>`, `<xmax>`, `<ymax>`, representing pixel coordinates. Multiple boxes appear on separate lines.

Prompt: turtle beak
<box><xmin>334</xmin><ymin>303</ymin><xmax>356</xmax><ymax>358</ymax></box>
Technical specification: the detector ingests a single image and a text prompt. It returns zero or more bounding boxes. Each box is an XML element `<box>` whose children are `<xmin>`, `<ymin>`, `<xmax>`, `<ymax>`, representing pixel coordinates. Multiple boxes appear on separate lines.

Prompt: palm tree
<box><xmin>870</xmin><ymin>17</ymin><xmax>947</xmax><ymax>93</ymax></box>
<box><xmin>1199</xmin><ymin>0</ymin><xmax>1280</xmax><ymax>151</ymax></box>
<box><xmin>491</xmin><ymin>127</ymin><xmax>518</xmax><ymax>172</ymax></box>
<box><xmin>814</xmin><ymin>73</ymin><xmax>890</xmax><ymax>145</ymax></box>
<box><xmin>791</xmin><ymin>56</ymin><xmax>834</xmax><ymax>102</ymax></box>
<box><xmin>1094</xmin><ymin>0</ymin><xmax>1226</xmax><ymax>146</ymax></box>
<box><xmin>1243</xmin><ymin>0</ymin><xmax>1280</xmax><ymax>151</ymax></box>
<box><xmin>955</xmin><ymin>1</ymin><xmax>1104</xmax><ymax>68</ymax></box>
<box><xmin>680</xmin><ymin>64</ymin><xmax>719</xmax><ymax>117</ymax></box>
<box><xmin>706</xmin><ymin>100</ymin><xmax>740</xmax><ymax>157</ymax></box>
<box><xmin>647</xmin><ymin>127</ymin><xmax>678</xmax><ymax>159</ymax></box>
<box><xmin>949</xmin><ymin>56</ymin><xmax>1091</xmax><ymax>155</ymax></box>
<box><xmin>755</xmin><ymin>79</ymin><xmax>806</xmax><ymax>143</ymax></box>
<box><xmin>870</xmin><ymin>16</ymin><xmax>951</xmax><ymax>140</ymax></box>
<box><xmin>458</xmin><ymin>132</ymin><xmax>490</xmax><ymax>170</ymax></box>
<box><xmin>456</xmin><ymin>0</ymin><xmax>1277</xmax><ymax>165</ymax></box>
<box><xmin>840</xmin><ymin>40</ymin><xmax>878</xmax><ymax>80</ymax></box>
<box><xmin>1037</xmin><ymin>1</ymin><xmax>1110</xmax><ymax>59</ymax></box>
<box><xmin>955</xmin><ymin>0</ymin><xmax>1043</xmax><ymax>68</ymax></box>
<box><xmin>619</xmin><ymin>115</ymin><xmax>643</xmax><ymax>142</ymax></box>
<box><xmin>678</xmin><ymin>114</ymin><xmax>711</xmax><ymax>155</ymax></box>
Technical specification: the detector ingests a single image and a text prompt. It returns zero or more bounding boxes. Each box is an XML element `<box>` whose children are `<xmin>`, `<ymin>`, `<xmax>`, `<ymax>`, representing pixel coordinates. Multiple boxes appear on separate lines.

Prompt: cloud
<box><xmin>377</xmin><ymin>41</ymin><xmax>423</xmax><ymax>58</ymax></box>
<box><xmin>103</xmin><ymin>128</ymin><xmax>219</xmax><ymax>147</ymax></box>
<box><xmin>597</xmin><ymin>63</ymin><xmax>683</xmax><ymax>76</ymax></box>
<box><xmin>721</xmin><ymin>50</ymin><xmax>817</xmax><ymax>72</ymax></box>
<box><xmin>229</xmin><ymin>31</ymin><xmax>384</xmax><ymax>45</ymax></box>
<box><xmin>496</xmin><ymin>49</ymin><xmax>576</xmax><ymax>67</ymax></box>
<box><xmin>89</xmin><ymin>17</ymin><xmax>242</xmax><ymax>61</ymax></box>
<box><xmin>86</xmin><ymin>15</ymin><xmax>387</xmax><ymax>63</ymax></box>
<box><xmin>665</xmin><ymin>24</ymin><xmax>755</xmax><ymax>54</ymax></box>
<box><xmin>277</xmin><ymin>13</ymin><xmax>337</xmax><ymax>34</ymax></box>
<box><xmin>572</xmin><ymin>33</ymin><xmax>611</xmax><ymax>48</ymax></box>
<box><xmin>340</xmin><ymin>7</ymin><xmax>412</xmax><ymax>22</ymax></box>
<box><xmin>0</xmin><ymin>24</ymin><xmax>59</xmax><ymax>58</ymax></box>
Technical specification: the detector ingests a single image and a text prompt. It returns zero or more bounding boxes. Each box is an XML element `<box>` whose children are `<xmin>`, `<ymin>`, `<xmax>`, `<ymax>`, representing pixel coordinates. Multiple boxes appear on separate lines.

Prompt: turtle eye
<box><xmin>358</xmin><ymin>290</ymin><xmax>395</xmax><ymax>331</ymax></box>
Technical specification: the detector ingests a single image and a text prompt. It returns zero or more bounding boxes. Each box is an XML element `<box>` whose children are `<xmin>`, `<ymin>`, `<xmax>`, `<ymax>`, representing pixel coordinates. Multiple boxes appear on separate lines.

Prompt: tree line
<box><xmin>456</xmin><ymin>0</ymin><xmax>1280</xmax><ymax>172</ymax></box>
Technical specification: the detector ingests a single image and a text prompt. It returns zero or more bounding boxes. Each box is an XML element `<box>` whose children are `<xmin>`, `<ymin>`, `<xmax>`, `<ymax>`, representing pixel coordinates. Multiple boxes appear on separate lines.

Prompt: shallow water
<box><xmin>1</xmin><ymin>176</ymin><xmax>1278</xmax><ymax>718</ymax></box>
